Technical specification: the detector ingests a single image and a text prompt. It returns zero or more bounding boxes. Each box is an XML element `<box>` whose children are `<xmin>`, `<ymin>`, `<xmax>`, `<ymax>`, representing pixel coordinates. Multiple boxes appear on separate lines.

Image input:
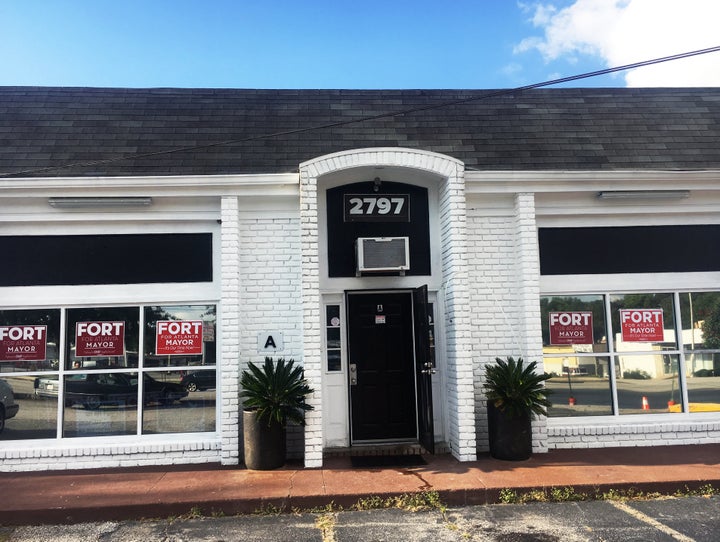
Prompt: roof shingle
<box><xmin>1</xmin><ymin>86</ymin><xmax>719</xmax><ymax>178</ymax></box>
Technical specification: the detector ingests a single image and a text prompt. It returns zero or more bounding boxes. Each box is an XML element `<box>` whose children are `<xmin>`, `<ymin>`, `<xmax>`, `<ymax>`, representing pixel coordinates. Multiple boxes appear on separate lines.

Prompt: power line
<box><xmin>2</xmin><ymin>45</ymin><xmax>720</xmax><ymax>179</ymax></box>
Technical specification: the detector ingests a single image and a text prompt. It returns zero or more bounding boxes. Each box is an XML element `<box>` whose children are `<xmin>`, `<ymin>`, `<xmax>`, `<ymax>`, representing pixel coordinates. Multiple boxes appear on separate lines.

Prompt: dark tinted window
<box><xmin>1</xmin><ymin>233</ymin><xmax>212</xmax><ymax>286</ymax></box>
<box><xmin>539</xmin><ymin>225</ymin><xmax>720</xmax><ymax>275</ymax></box>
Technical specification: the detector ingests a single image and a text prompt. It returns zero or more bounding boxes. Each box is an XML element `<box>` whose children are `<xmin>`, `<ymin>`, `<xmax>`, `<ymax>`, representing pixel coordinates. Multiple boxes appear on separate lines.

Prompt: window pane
<box><xmin>0</xmin><ymin>309</ymin><xmax>61</xmax><ymax>373</ymax></box>
<box><xmin>142</xmin><ymin>371</ymin><xmax>213</xmax><ymax>434</ymax></box>
<box><xmin>144</xmin><ymin>305</ymin><xmax>216</xmax><ymax>368</ymax></box>
<box><xmin>66</xmin><ymin>307</ymin><xmax>140</xmax><ymax>369</ymax></box>
<box><xmin>679</xmin><ymin>292</ymin><xmax>720</xmax><ymax>352</ymax></box>
<box><xmin>686</xmin><ymin>352</ymin><xmax>720</xmax><ymax>412</ymax></box>
<box><xmin>616</xmin><ymin>355</ymin><xmax>681</xmax><ymax>414</ymax></box>
<box><xmin>610</xmin><ymin>293</ymin><xmax>676</xmax><ymax>350</ymax></box>
<box><xmin>326</xmin><ymin>305</ymin><xmax>340</xmax><ymax>324</ymax></box>
<box><xmin>327</xmin><ymin>350</ymin><xmax>341</xmax><ymax>372</ymax></box>
<box><xmin>327</xmin><ymin>327</ymin><xmax>341</xmax><ymax>349</ymax></box>
<box><xmin>541</xmin><ymin>295</ymin><xmax>608</xmax><ymax>352</ymax></box>
<box><xmin>62</xmin><ymin>372</ymin><xmax>138</xmax><ymax>437</ymax></box>
<box><xmin>1</xmin><ymin>375</ymin><xmax>57</xmax><ymax>440</ymax></box>
<box><xmin>547</xmin><ymin>357</ymin><xmax>613</xmax><ymax>417</ymax></box>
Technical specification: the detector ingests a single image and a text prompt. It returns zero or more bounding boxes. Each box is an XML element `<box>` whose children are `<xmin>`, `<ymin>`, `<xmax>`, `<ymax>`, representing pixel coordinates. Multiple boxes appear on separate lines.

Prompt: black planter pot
<box><xmin>487</xmin><ymin>403</ymin><xmax>532</xmax><ymax>461</ymax></box>
<box><xmin>243</xmin><ymin>409</ymin><xmax>286</xmax><ymax>470</ymax></box>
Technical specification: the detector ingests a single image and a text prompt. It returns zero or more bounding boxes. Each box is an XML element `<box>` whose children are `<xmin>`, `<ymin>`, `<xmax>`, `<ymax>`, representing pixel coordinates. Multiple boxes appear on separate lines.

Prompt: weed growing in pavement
<box><xmin>676</xmin><ymin>484</ymin><xmax>718</xmax><ymax>497</ymax></box>
<box><xmin>549</xmin><ymin>486</ymin><xmax>586</xmax><ymax>502</ymax></box>
<box><xmin>315</xmin><ymin>511</ymin><xmax>336</xmax><ymax>540</ymax></box>
<box><xmin>497</xmin><ymin>484</ymin><xmax>719</xmax><ymax>505</ymax></box>
<box><xmin>210</xmin><ymin>508</ymin><xmax>225</xmax><ymax>518</ymax></box>
<box><xmin>303</xmin><ymin>502</ymin><xmax>342</xmax><ymax>514</ymax></box>
<box><xmin>352</xmin><ymin>491</ymin><xmax>446</xmax><ymax>513</ymax></box>
<box><xmin>253</xmin><ymin>503</ymin><xmax>286</xmax><ymax>515</ymax></box>
<box><xmin>177</xmin><ymin>506</ymin><xmax>203</xmax><ymax>520</ymax></box>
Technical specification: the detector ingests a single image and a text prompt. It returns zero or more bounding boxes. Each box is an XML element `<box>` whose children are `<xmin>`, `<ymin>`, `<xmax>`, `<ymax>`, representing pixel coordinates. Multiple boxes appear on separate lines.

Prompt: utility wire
<box><xmin>2</xmin><ymin>45</ymin><xmax>720</xmax><ymax>179</ymax></box>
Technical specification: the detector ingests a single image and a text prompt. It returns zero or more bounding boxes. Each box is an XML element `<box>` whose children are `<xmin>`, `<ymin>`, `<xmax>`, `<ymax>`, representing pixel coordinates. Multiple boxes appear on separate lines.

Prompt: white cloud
<box><xmin>516</xmin><ymin>0</ymin><xmax>720</xmax><ymax>86</ymax></box>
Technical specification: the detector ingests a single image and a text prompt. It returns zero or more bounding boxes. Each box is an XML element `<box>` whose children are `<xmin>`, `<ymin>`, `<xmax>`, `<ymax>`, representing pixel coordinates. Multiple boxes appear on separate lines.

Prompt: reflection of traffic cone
<box><xmin>642</xmin><ymin>396</ymin><xmax>650</xmax><ymax>410</ymax></box>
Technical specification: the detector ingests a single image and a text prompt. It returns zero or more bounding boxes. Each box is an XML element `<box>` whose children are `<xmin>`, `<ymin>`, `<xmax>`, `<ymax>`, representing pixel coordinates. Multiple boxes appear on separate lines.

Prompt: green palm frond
<box><xmin>484</xmin><ymin>356</ymin><xmax>552</xmax><ymax>419</ymax></box>
<box><xmin>241</xmin><ymin>357</ymin><xmax>314</xmax><ymax>426</ymax></box>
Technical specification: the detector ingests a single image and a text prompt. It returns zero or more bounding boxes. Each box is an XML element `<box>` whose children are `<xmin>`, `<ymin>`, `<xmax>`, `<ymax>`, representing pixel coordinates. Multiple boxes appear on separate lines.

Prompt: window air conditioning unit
<box><xmin>356</xmin><ymin>237</ymin><xmax>410</xmax><ymax>273</ymax></box>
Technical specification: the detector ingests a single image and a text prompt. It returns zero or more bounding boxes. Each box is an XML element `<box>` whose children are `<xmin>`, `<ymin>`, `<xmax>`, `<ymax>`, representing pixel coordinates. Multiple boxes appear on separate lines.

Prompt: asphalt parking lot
<box><xmin>3</xmin><ymin>495</ymin><xmax>718</xmax><ymax>542</ymax></box>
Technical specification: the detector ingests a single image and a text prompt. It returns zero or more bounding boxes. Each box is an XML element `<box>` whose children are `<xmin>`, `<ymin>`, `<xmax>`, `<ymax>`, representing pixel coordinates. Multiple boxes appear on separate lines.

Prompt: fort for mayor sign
<box><xmin>620</xmin><ymin>309</ymin><xmax>664</xmax><ymax>342</ymax></box>
<box><xmin>0</xmin><ymin>325</ymin><xmax>47</xmax><ymax>361</ymax></box>
<box><xmin>156</xmin><ymin>320</ymin><xmax>203</xmax><ymax>355</ymax></box>
<box><xmin>549</xmin><ymin>311</ymin><xmax>594</xmax><ymax>345</ymax></box>
<box><xmin>75</xmin><ymin>321</ymin><xmax>125</xmax><ymax>357</ymax></box>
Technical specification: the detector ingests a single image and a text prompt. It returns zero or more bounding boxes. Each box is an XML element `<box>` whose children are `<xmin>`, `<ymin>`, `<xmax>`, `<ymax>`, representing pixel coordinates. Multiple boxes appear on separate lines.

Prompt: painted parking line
<box><xmin>609</xmin><ymin>501</ymin><xmax>696</xmax><ymax>542</ymax></box>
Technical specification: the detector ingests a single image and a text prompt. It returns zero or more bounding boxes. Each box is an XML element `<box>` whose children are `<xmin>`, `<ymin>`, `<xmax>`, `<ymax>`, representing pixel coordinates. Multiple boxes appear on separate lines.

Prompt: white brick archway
<box><xmin>299</xmin><ymin>147</ymin><xmax>477</xmax><ymax>466</ymax></box>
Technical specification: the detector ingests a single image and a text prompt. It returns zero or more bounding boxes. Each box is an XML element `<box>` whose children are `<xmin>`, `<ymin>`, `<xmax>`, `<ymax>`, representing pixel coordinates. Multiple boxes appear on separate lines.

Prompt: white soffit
<box><xmin>464</xmin><ymin>170</ymin><xmax>720</xmax><ymax>194</ymax></box>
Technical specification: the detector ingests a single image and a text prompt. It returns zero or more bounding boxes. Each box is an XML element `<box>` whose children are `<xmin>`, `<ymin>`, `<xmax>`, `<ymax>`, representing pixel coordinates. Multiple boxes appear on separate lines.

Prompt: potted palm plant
<box><xmin>484</xmin><ymin>356</ymin><xmax>552</xmax><ymax>461</ymax></box>
<box><xmin>240</xmin><ymin>357</ymin><xmax>314</xmax><ymax>470</ymax></box>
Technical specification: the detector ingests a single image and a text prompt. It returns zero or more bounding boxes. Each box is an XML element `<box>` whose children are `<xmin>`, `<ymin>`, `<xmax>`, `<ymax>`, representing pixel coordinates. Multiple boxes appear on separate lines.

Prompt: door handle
<box><xmin>421</xmin><ymin>368</ymin><xmax>437</xmax><ymax>375</ymax></box>
<box><xmin>349</xmin><ymin>363</ymin><xmax>358</xmax><ymax>385</ymax></box>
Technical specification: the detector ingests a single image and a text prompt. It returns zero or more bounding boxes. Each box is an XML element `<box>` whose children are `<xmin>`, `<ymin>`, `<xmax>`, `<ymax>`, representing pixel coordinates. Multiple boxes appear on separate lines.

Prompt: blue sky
<box><xmin>2</xmin><ymin>1</ymin><xmax>719</xmax><ymax>89</ymax></box>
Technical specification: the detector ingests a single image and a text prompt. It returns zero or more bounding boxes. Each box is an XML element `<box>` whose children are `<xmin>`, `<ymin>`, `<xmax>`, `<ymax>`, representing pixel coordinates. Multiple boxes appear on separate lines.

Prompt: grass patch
<box><xmin>497</xmin><ymin>484</ymin><xmax>718</xmax><ymax>504</ymax></box>
<box><xmin>352</xmin><ymin>491</ymin><xmax>446</xmax><ymax>513</ymax></box>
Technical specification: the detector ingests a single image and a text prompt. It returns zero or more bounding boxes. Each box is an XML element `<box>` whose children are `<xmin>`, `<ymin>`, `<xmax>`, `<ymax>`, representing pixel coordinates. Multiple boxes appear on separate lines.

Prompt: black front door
<box><xmin>347</xmin><ymin>292</ymin><xmax>416</xmax><ymax>442</ymax></box>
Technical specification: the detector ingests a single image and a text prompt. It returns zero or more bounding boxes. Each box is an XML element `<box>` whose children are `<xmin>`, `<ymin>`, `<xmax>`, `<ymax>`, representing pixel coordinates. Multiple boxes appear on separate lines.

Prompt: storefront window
<box><xmin>679</xmin><ymin>292</ymin><xmax>720</xmax><ymax>412</ymax></box>
<box><xmin>615</xmin><ymin>355</ymin><xmax>681</xmax><ymax>414</ymax></box>
<box><xmin>143</xmin><ymin>370</ymin><xmax>215</xmax><ymax>434</ymax></box>
<box><xmin>62</xmin><ymin>372</ymin><xmax>138</xmax><ymax>437</ymax></box>
<box><xmin>0</xmin><ymin>308</ymin><xmax>61</xmax><ymax>373</ymax></box>
<box><xmin>541</xmin><ymin>296</ymin><xmax>612</xmax><ymax>417</ymax></box>
<box><xmin>0</xmin><ymin>309</ymin><xmax>61</xmax><ymax>440</ymax></box>
<box><xmin>66</xmin><ymin>307</ymin><xmax>140</xmax><ymax>369</ymax></box>
<box><xmin>610</xmin><ymin>293</ymin><xmax>680</xmax><ymax>414</ymax></box>
<box><xmin>0</xmin><ymin>304</ymin><xmax>217</xmax><ymax>441</ymax></box>
<box><xmin>543</xmin><ymin>291</ymin><xmax>719</xmax><ymax>417</ymax></box>
<box><xmin>1</xmin><ymin>375</ymin><xmax>57</xmax><ymax>440</ymax></box>
<box><xmin>143</xmin><ymin>305</ymin><xmax>216</xmax><ymax>368</ymax></box>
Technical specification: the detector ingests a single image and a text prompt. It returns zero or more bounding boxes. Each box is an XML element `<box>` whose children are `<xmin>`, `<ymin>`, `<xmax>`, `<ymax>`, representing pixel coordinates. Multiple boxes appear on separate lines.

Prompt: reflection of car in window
<box><xmin>181</xmin><ymin>370</ymin><xmax>216</xmax><ymax>392</ymax></box>
<box><xmin>0</xmin><ymin>379</ymin><xmax>20</xmax><ymax>433</ymax></box>
<box><xmin>34</xmin><ymin>373</ymin><xmax>187</xmax><ymax>410</ymax></box>
<box><xmin>562</xmin><ymin>367</ymin><xmax>589</xmax><ymax>375</ymax></box>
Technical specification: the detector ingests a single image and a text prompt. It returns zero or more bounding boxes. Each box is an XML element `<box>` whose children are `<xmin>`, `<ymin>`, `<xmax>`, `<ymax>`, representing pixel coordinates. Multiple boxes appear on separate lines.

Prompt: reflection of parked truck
<box><xmin>0</xmin><ymin>379</ymin><xmax>20</xmax><ymax>433</ymax></box>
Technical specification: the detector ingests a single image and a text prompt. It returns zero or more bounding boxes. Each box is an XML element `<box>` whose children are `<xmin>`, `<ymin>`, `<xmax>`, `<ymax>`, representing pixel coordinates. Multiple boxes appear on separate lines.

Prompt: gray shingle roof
<box><xmin>1</xmin><ymin>86</ymin><xmax>719</xmax><ymax>178</ymax></box>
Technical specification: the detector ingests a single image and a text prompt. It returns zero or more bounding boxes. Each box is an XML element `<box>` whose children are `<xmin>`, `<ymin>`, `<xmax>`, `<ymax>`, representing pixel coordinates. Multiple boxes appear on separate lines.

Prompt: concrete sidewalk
<box><xmin>1</xmin><ymin>444</ymin><xmax>719</xmax><ymax>526</ymax></box>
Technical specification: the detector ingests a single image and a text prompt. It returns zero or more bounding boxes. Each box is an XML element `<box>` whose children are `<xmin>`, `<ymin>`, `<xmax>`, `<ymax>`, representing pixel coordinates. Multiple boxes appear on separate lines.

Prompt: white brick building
<box><xmin>2</xmin><ymin>87</ymin><xmax>720</xmax><ymax>471</ymax></box>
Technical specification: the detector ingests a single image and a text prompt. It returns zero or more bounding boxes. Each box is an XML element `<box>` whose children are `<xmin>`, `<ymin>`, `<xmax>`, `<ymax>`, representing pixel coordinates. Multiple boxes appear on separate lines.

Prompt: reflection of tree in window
<box><xmin>701</xmin><ymin>301</ymin><xmax>720</xmax><ymax>349</ymax></box>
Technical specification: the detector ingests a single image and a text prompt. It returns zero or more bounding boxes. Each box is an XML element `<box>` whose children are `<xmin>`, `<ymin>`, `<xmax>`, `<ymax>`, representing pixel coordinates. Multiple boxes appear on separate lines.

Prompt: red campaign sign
<box><xmin>549</xmin><ymin>312</ymin><xmax>594</xmax><ymax>345</ymax></box>
<box><xmin>0</xmin><ymin>325</ymin><xmax>48</xmax><ymax>362</ymax></box>
<box><xmin>155</xmin><ymin>320</ymin><xmax>203</xmax><ymax>355</ymax></box>
<box><xmin>620</xmin><ymin>309</ymin><xmax>665</xmax><ymax>342</ymax></box>
<box><xmin>75</xmin><ymin>321</ymin><xmax>125</xmax><ymax>357</ymax></box>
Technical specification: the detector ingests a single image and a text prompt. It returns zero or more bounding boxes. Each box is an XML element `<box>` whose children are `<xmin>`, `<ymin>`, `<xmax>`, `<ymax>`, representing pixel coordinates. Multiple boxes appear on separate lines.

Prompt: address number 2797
<box><xmin>343</xmin><ymin>194</ymin><xmax>410</xmax><ymax>222</ymax></box>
